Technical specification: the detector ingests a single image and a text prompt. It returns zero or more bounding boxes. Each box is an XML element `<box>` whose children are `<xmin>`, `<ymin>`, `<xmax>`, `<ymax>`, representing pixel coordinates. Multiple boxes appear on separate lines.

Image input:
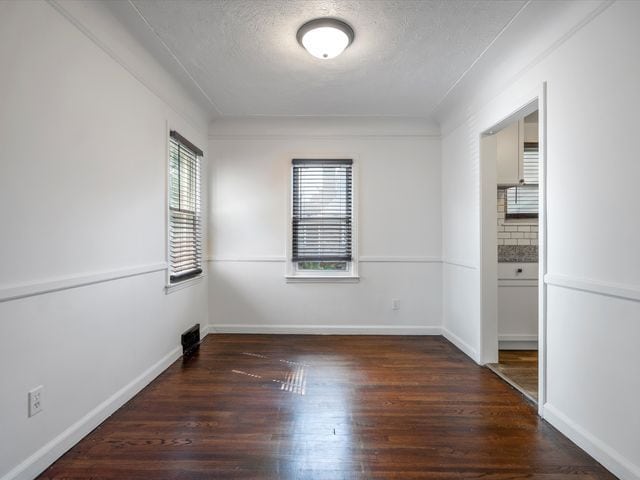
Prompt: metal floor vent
<box><xmin>181</xmin><ymin>324</ymin><xmax>201</xmax><ymax>356</ymax></box>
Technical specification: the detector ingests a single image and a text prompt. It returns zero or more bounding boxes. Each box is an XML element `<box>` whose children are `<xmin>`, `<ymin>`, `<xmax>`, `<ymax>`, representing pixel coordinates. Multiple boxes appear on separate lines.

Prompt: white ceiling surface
<box><xmin>121</xmin><ymin>0</ymin><xmax>526</xmax><ymax>119</ymax></box>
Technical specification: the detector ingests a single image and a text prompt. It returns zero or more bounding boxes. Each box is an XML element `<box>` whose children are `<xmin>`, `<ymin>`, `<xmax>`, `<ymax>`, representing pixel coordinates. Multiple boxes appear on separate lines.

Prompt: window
<box><xmin>290</xmin><ymin>159</ymin><xmax>355</xmax><ymax>277</ymax></box>
<box><xmin>506</xmin><ymin>143</ymin><xmax>539</xmax><ymax>219</ymax></box>
<box><xmin>168</xmin><ymin>131</ymin><xmax>203</xmax><ymax>284</ymax></box>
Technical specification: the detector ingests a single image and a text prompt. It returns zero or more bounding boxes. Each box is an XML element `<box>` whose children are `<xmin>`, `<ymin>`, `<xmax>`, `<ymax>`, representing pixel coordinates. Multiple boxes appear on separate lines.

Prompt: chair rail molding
<box><xmin>544</xmin><ymin>273</ymin><xmax>640</xmax><ymax>303</ymax></box>
<box><xmin>0</xmin><ymin>263</ymin><xmax>167</xmax><ymax>303</ymax></box>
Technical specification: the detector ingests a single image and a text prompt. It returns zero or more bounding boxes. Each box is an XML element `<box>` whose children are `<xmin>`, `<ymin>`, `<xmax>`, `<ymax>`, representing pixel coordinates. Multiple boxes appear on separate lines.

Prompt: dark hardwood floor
<box><xmin>39</xmin><ymin>335</ymin><xmax>615</xmax><ymax>479</ymax></box>
<box><xmin>487</xmin><ymin>350</ymin><xmax>539</xmax><ymax>402</ymax></box>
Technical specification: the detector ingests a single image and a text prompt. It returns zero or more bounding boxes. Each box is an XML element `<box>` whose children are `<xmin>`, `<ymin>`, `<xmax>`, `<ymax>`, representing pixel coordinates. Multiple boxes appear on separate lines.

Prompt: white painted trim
<box><xmin>543</xmin><ymin>403</ymin><xmax>640</xmax><ymax>480</ymax></box>
<box><xmin>537</xmin><ymin>82</ymin><xmax>548</xmax><ymax>415</ymax></box>
<box><xmin>442</xmin><ymin>259</ymin><xmax>479</xmax><ymax>270</ymax></box>
<box><xmin>200</xmin><ymin>324</ymin><xmax>213</xmax><ymax>337</ymax></box>
<box><xmin>0</xmin><ymin>263</ymin><xmax>167</xmax><ymax>304</ymax></box>
<box><xmin>545</xmin><ymin>273</ymin><xmax>640</xmax><ymax>303</ymax></box>
<box><xmin>434</xmin><ymin>1</ymin><xmax>529</xmax><ymax>111</ymax></box>
<box><xmin>498</xmin><ymin>334</ymin><xmax>538</xmax><ymax>350</ymax></box>
<box><xmin>499</xmin><ymin>334</ymin><xmax>538</xmax><ymax>342</ymax></box>
<box><xmin>498</xmin><ymin>279</ymin><xmax>538</xmax><ymax>287</ymax></box>
<box><xmin>207</xmin><ymin>256</ymin><xmax>442</xmax><ymax>264</ymax></box>
<box><xmin>209</xmin><ymin>325</ymin><xmax>441</xmax><ymax>335</ymax></box>
<box><xmin>284</xmin><ymin>155</ymin><xmax>360</xmax><ymax>280</ymax></box>
<box><xmin>441</xmin><ymin>327</ymin><xmax>480</xmax><ymax>363</ymax></box>
<box><xmin>46</xmin><ymin>0</ymin><xmax>206</xmax><ymax>133</ymax></box>
<box><xmin>125</xmin><ymin>0</ymin><xmax>222</xmax><ymax>116</ymax></box>
<box><xmin>437</xmin><ymin>1</ymin><xmax>614</xmax><ymax>136</ymax></box>
<box><xmin>498</xmin><ymin>340</ymin><xmax>538</xmax><ymax>351</ymax></box>
<box><xmin>477</xmin><ymin>85</ymin><xmax>547</xmax><ymax>414</ymax></box>
<box><xmin>165</xmin><ymin>120</ymin><xmax>206</xmax><ymax>289</ymax></box>
<box><xmin>208</xmin><ymin>133</ymin><xmax>441</xmax><ymax>140</ymax></box>
<box><xmin>1</xmin><ymin>345</ymin><xmax>182</xmax><ymax>480</ymax></box>
<box><xmin>285</xmin><ymin>276</ymin><xmax>360</xmax><ymax>284</ymax></box>
<box><xmin>208</xmin><ymin>256</ymin><xmax>287</xmax><ymax>263</ymax></box>
<box><xmin>164</xmin><ymin>273</ymin><xmax>206</xmax><ymax>294</ymax></box>
<box><xmin>359</xmin><ymin>256</ymin><xmax>441</xmax><ymax>263</ymax></box>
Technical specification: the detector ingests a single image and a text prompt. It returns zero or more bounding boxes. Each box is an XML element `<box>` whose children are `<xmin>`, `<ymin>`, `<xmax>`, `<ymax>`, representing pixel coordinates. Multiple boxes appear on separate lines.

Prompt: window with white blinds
<box><xmin>506</xmin><ymin>142</ymin><xmax>539</xmax><ymax>218</ymax></box>
<box><xmin>291</xmin><ymin>159</ymin><xmax>353</xmax><ymax>267</ymax></box>
<box><xmin>168</xmin><ymin>131</ymin><xmax>203</xmax><ymax>283</ymax></box>
<box><xmin>522</xmin><ymin>142</ymin><xmax>539</xmax><ymax>184</ymax></box>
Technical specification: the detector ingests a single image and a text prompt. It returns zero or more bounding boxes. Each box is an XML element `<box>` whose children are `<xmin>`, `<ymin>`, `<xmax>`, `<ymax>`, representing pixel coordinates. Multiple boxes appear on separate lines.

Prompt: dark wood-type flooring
<box><xmin>487</xmin><ymin>350</ymin><xmax>539</xmax><ymax>402</ymax></box>
<box><xmin>40</xmin><ymin>335</ymin><xmax>615</xmax><ymax>479</ymax></box>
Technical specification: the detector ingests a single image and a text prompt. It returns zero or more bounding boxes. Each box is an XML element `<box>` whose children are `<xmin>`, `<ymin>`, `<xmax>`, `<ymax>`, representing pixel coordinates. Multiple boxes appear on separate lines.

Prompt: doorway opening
<box><xmin>478</xmin><ymin>90</ymin><xmax>546</xmax><ymax>409</ymax></box>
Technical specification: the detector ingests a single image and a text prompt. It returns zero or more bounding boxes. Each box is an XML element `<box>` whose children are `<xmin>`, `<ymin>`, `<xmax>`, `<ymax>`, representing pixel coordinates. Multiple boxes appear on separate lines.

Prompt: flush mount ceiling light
<box><xmin>297</xmin><ymin>18</ymin><xmax>355</xmax><ymax>60</ymax></box>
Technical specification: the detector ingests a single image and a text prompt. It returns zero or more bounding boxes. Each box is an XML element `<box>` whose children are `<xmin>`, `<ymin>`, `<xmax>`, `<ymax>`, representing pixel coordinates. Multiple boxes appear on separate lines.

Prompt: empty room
<box><xmin>1</xmin><ymin>0</ymin><xmax>639</xmax><ymax>479</ymax></box>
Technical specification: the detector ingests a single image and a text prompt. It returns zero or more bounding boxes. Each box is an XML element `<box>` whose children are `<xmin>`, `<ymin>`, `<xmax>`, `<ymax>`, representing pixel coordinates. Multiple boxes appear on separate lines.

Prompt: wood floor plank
<box><xmin>488</xmin><ymin>350</ymin><xmax>539</xmax><ymax>401</ymax></box>
<box><xmin>38</xmin><ymin>335</ymin><xmax>615</xmax><ymax>479</ymax></box>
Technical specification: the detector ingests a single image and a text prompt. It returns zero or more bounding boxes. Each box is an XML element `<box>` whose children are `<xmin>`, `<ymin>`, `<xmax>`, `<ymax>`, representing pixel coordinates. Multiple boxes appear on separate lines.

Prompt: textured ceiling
<box><xmin>127</xmin><ymin>0</ymin><xmax>526</xmax><ymax>118</ymax></box>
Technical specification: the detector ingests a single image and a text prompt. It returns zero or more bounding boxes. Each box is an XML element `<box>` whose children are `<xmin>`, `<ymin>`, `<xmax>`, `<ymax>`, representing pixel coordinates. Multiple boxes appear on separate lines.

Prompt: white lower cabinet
<box><xmin>498</xmin><ymin>263</ymin><xmax>538</xmax><ymax>349</ymax></box>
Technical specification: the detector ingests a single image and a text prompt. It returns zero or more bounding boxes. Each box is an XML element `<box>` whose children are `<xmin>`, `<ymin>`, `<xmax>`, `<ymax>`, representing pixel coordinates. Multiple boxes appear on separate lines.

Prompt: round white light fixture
<box><xmin>297</xmin><ymin>18</ymin><xmax>354</xmax><ymax>60</ymax></box>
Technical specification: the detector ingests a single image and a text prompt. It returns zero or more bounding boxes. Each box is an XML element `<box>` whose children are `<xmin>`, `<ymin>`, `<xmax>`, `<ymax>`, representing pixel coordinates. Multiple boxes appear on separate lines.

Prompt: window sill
<box><xmin>504</xmin><ymin>218</ymin><xmax>539</xmax><ymax>226</ymax></box>
<box><xmin>165</xmin><ymin>274</ymin><xmax>205</xmax><ymax>294</ymax></box>
<box><xmin>285</xmin><ymin>275</ymin><xmax>360</xmax><ymax>284</ymax></box>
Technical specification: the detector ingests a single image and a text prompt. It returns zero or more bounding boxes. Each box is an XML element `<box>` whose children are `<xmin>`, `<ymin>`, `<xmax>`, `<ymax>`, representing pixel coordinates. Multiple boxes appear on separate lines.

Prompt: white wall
<box><xmin>0</xmin><ymin>2</ymin><xmax>209</xmax><ymax>479</ymax></box>
<box><xmin>440</xmin><ymin>1</ymin><xmax>640</xmax><ymax>478</ymax></box>
<box><xmin>208</xmin><ymin>117</ymin><xmax>442</xmax><ymax>333</ymax></box>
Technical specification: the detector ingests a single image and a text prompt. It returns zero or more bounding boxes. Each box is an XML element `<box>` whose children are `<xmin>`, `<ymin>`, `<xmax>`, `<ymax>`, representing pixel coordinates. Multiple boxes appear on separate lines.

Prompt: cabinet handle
<box><xmin>516</xmin><ymin>268</ymin><xmax>523</xmax><ymax>274</ymax></box>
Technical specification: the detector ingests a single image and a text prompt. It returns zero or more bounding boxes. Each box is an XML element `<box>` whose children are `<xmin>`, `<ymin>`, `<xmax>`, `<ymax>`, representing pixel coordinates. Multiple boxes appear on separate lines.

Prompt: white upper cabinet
<box><xmin>524</xmin><ymin>121</ymin><xmax>539</xmax><ymax>143</ymax></box>
<box><xmin>496</xmin><ymin>117</ymin><xmax>539</xmax><ymax>186</ymax></box>
<box><xmin>496</xmin><ymin>121</ymin><xmax>521</xmax><ymax>185</ymax></box>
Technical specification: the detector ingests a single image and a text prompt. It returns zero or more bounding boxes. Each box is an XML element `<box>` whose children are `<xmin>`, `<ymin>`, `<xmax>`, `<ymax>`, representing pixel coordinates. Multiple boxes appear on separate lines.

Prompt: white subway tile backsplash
<box><xmin>496</xmin><ymin>188</ymin><xmax>539</xmax><ymax>249</ymax></box>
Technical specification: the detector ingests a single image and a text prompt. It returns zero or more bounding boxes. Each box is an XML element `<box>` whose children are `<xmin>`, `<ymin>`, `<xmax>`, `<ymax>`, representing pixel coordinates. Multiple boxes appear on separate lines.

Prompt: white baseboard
<box><xmin>208</xmin><ymin>324</ymin><xmax>442</xmax><ymax>335</ymax></box>
<box><xmin>200</xmin><ymin>324</ymin><xmax>213</xmax><ymax>337</ymax></box>
<box><xmin>499</xmin><ymin>341</ymin><xmax>538</xmax><ymax>350</ymax></box>
<box><xmin>2</xmin><ymin>346</ymin><xmax>182</xmax><ymax>480</ymax></box>
<box><xmin>441</xmin><ymin>327</ymin><xmax>479</xmax><ymax>363</ymax></box>
<box><xmin>543</xmin><ymin>403</ymin><xmax>640</xmax><ymax>480</ymax></box>
<box><xmin>498</xmin><ymin>334</ymin><xmax>538</xmax><ymax>350</ymax></box>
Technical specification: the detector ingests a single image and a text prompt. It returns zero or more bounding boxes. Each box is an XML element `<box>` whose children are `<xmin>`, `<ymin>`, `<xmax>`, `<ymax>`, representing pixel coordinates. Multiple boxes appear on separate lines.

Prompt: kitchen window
<box><xmin>506</xmin><ymin>143</ymin><xmax>539</xmax><ymax>219</ymax></box>
<box><xmin>288</xmin><ymin>159</ymin><xmax>357</xmax><ymax>281</ymax></box>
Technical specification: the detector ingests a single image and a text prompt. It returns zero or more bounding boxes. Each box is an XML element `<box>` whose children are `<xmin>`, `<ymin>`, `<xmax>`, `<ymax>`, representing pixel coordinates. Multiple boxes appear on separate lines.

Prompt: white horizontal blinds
<box><xmin>169</xmin><ymin>131</ymin><xmax>203</xmax><ymax>283</ymax></box>
<box><xmin>507</xmin><ymin>142</ymin><xmax>539</xmax><ymax>218</ymax></box>
<box><xmin>523</xmin><ymin>142</ymin><xmax>539</xmax><ymax>184</ymax></box>
<box><xmin>292</xmin><ymin>159</ymin><xmax>353</xmax><ymax>262</ymax></box>
<box><xmin>506</xmin><ymin>185</ymin><xmax>538</xmax><ymax>217</ymax></box>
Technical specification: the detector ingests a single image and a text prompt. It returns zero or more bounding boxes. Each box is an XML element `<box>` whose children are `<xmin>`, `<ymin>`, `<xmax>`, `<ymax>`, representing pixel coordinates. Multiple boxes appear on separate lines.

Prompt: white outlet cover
<box><xmin>28</xmin><ymin>386</ymin><xmax>43</xmax><ymax>417</ymax></box>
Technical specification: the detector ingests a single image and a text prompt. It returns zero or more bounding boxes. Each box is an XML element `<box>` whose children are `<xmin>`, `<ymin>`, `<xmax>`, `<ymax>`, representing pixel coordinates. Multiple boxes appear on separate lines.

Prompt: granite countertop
<box><xmin>498</xmin><ymin>245</ymin><xmax>538</xmax><ymax>263</ymax></box>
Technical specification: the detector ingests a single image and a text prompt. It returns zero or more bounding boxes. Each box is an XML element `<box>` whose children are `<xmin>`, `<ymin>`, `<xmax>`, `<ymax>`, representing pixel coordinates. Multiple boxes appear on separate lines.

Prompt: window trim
<box><xmin>285</xmin><ymin>155</ymin><xmax>359</xmax><ymax>283</ymax></box>
<box><xmin>165</xmin><ymin>125</ymin><xmax>205</xmax><ymax>291</ymax></box>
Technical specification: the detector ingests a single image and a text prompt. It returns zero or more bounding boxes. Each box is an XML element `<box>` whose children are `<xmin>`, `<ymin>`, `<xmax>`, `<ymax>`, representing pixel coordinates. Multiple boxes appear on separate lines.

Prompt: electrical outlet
<box><xmin>28</xmin><ymin>386</ymin><xmax>43</xmax><ymax>417</ymax></box>
<box><xmin>391</xmin><ymin>298</ymin><xmax>400</xmax><ymax>311</ymax></box>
